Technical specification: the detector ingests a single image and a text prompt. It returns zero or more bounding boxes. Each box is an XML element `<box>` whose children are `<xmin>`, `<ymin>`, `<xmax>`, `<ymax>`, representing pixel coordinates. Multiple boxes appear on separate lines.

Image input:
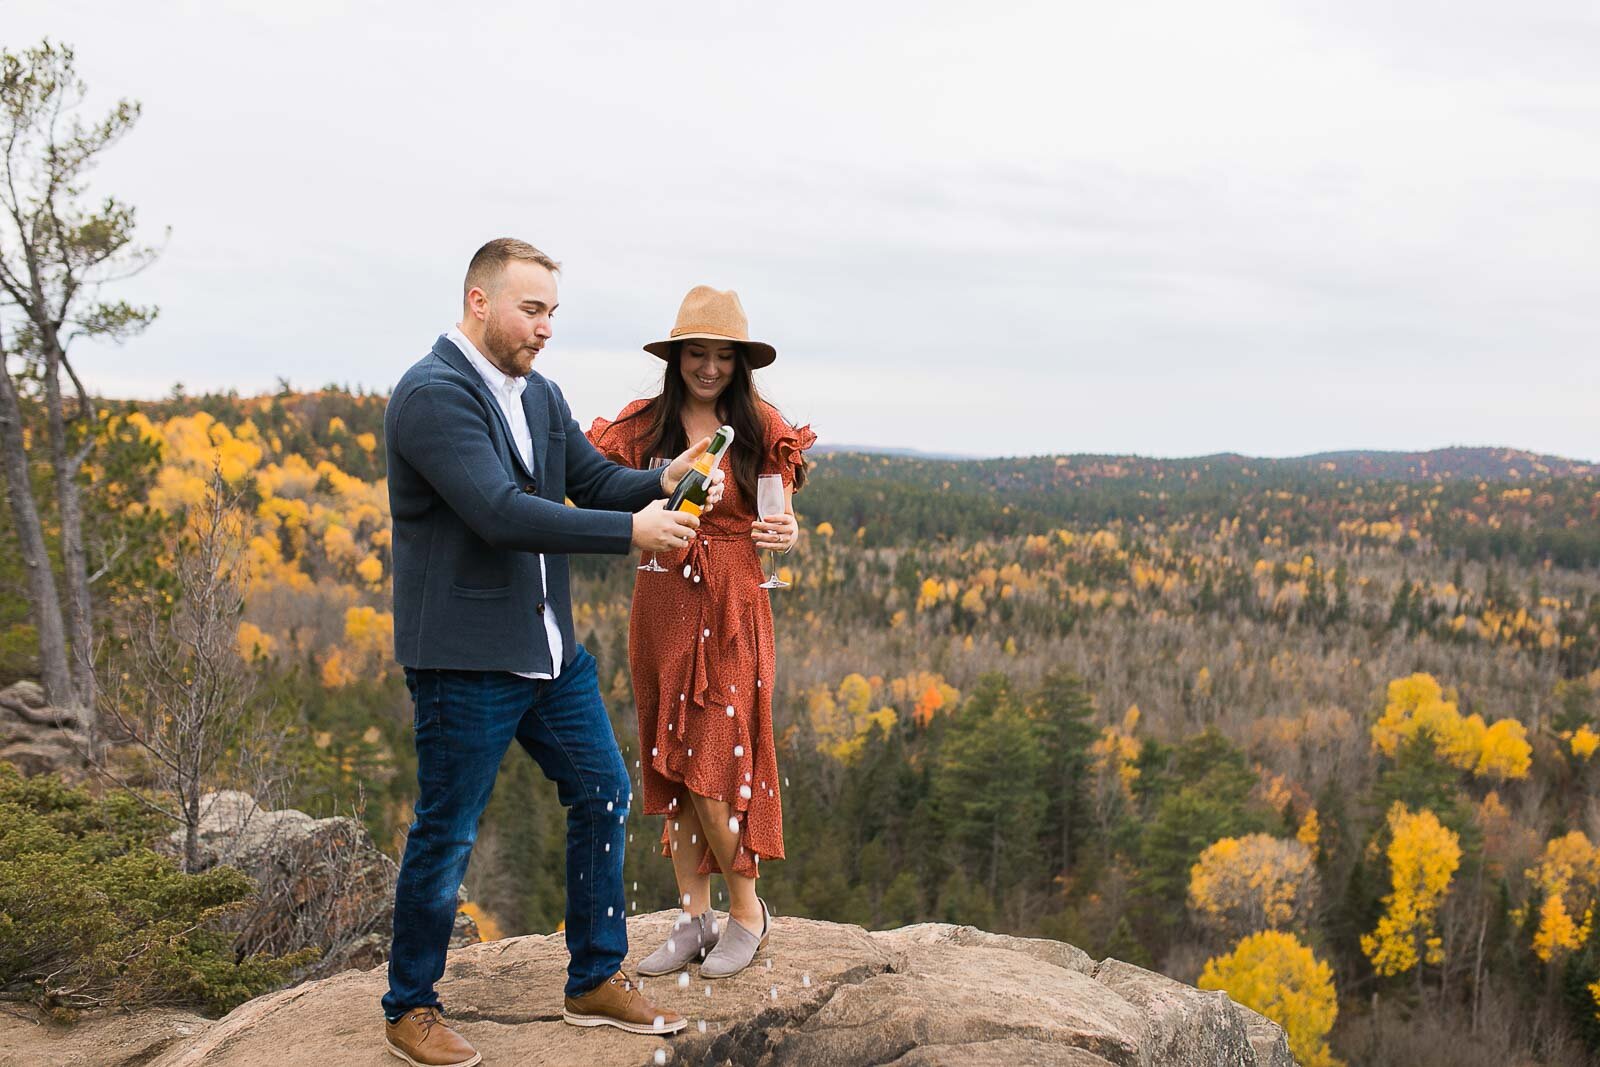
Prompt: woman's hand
<box><xmin>751</xmin><ymin>511</ymin><xmax>798</xmax><ymax>553</ymax></box>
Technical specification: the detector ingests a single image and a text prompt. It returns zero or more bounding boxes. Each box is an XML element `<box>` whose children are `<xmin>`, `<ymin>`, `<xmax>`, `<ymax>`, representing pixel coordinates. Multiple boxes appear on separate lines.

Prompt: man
<box><xmin>381</xmin><ymin>238</ymin><xmax>719</xmax><ymax>1067</ymax></box>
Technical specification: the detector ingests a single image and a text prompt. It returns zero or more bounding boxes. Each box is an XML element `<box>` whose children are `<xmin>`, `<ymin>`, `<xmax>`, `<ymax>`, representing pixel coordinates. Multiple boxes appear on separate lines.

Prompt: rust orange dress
<box><xmin>587</xmin><ymin>401</ymin><xmax>816</xmax><ymax>878</ymax></box>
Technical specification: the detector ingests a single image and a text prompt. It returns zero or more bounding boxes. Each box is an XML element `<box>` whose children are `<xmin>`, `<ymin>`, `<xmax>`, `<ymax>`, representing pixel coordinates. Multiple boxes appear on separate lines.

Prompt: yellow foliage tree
<box><xmin>1532</xmin><ymin>893</ymin><xmax>1591</xmax><ymax>962</ymax></box>
<box><xmin>1475</xmin><ymin>719</ymin><xmax>1532</xmax><ymax>780</ymax></box>
<box><xmin>837</xmin><ymin>673</ymin><xmax>872</xmax><ymax>716</ymax></box>
<box><xmin>356</xmin><ymin>555</ymin><xmax>384</xmax><ymax>587</ymax></box>
<box><xmin>321</xmin><ymin>647</ymin><xmax>355</xmax><ymax>688</ymax></box>
<box><xmin>345</xmin><ymin>606</ymin><xmax>395</xmax><ymax>660</ymax></box>
<box><xmin>1571</xmin><ymin>725</ymin><xmax>1600</xmax><ymax>761</ymax></box>
<box><xmin>1189</xmin><ymin>833</ymin><xmax>1319</xmax><ymax>938</ymax></box>
<box><xmin>1370</xmin><ymin>672</ymin><xmax>1530</xmax><ymax>781</ymax></box>
<box><xmin>1198</xmin><ymin>931</ymin><xmax>1341</xmax><ymax>1067</ymax></box>
<box><xmin>1526</xmin><ymin>832</ymin><xmax>1600</xmax><ymax>962</ymax></box>
<box><xmin>808</xmin><ymin>673</ymin><xmax>897</xmax><ymax>763</ymax></box>
<box><xmin>1360</xmin><ymin>803</ymin><xmax>1461</xmax><ymax>977</ymax></box>
<box><xmin>236</xmin><ymin>621</ymin><xmax>275</xmax><ymax>661</ymax></box>
<box><xmin>1089</xmin><ymin>705</ymin><xmax>1141</xmax><ymax>830</ymax></box>
<box><xmin>1297</xmin><ymin>809</ymin><xmax>1321</xmax><ymax>857</ymax></box>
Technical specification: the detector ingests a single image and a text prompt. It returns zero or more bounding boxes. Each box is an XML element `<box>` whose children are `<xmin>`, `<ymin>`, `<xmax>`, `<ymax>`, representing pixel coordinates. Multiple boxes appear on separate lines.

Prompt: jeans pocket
<box><xmin>410</xmin><ymin>671</ymin><xmax>442</xmax><ymax>732</ymax></box>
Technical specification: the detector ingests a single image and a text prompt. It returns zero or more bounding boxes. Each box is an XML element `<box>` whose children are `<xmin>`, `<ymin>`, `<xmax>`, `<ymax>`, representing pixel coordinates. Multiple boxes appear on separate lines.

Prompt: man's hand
<box><xmin>662</xmin><ymin>436</ymin><xmax>726</xmax><ymax>512</ymax></box>
<box><xmin>632</xmin><ymin>499</ymin><xmax>700</xmax><ymax>553</ymax></box>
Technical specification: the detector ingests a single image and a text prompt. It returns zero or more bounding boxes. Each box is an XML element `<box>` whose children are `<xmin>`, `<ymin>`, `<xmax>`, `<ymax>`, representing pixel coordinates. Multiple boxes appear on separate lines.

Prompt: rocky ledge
<box><xmin>0</xmin><ymin>911</ymin><xmax>1296</xmax><ymax>1067</ymax></box>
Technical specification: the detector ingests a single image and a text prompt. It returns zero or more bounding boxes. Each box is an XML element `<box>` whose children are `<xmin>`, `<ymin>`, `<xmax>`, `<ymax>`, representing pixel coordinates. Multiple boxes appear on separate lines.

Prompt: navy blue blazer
<box><xmin>385</xmin><ymin>335</ymin><xmax>663</xmax><ymax>673</ymax></box>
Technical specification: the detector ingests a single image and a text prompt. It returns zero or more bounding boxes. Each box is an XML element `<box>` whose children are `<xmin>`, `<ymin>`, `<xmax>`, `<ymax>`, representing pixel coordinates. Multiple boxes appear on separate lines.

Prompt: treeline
<box><xmin>5</xmin><ymin>385</ymin><xmax>1600</xmax><ymax>1064</ymax></box>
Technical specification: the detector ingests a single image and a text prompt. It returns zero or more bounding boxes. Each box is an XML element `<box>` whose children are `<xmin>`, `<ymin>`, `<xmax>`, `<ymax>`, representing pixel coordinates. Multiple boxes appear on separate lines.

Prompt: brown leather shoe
<box><xmin>563</xmin><ymin>970</ymin><xmax>687</xmax><ymax>1035</ymax></box>
<box><xmin>384</xmin><ymin>1006</ymin><xmax>482</xmax><ymax>1067</ymax></box>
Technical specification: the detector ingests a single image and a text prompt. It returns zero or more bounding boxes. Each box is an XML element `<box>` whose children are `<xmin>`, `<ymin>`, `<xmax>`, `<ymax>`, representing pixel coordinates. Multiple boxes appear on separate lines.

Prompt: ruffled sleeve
<box><xmin>586</xmin><ymin>399</ymin><xmax>652</xmax><ymax>468</ymax></box>
<box><xmin>763</xmin><ymin>405</ymin><xmax>818</xmax><ymax>491</ymax></box>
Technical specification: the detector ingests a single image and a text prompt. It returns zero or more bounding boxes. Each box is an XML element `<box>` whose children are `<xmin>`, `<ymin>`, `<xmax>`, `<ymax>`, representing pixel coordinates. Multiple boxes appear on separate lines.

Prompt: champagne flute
<box><xmin>639</xmin><ymin>456</ymin><xmax>671</xmax><ymax>573</ymax></box>
<box><xmin>756</xmin><ymin>474</ymin><xmax>789</xmax><ymax>589</ymax></box>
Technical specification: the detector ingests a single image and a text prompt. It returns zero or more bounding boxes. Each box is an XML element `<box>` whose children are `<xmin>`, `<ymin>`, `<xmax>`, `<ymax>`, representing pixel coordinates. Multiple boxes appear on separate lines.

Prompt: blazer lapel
<box><xmin>523</xmin><ymin>374</ymin><xmax>551</xmax><ymax>485</ymax></box>
<box><xmin>433</xmin><ymin>335</ymin><xmax>538</xmax><ymax>483</ymax></box>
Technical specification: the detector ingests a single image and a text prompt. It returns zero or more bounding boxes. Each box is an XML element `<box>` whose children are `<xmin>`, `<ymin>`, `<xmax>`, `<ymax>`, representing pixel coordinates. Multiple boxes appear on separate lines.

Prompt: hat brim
<box><xmin>644</xmin><ymin>334</ymin><xmax>777</xmax><ymax>369</ymax></box>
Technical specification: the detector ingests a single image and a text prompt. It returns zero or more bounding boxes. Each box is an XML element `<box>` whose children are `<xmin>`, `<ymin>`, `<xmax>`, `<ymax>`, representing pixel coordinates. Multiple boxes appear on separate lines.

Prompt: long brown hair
<box><xmin>612</xmin><ymin>342</ymin><xmax>806</xmax><ymax>506</ymax></box>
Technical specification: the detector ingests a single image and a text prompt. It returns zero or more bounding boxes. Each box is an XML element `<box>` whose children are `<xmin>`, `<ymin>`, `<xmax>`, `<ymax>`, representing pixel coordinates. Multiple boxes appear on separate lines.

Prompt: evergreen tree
<box><xmin>1031</xmin><ymin>666</ymin><xmax>1097</xmax><ymax>874</ymax></box>
<box><xmin>931</xmin><ymin>674</ymin><xmax>1047</xmax><ymax>901</ymax></box>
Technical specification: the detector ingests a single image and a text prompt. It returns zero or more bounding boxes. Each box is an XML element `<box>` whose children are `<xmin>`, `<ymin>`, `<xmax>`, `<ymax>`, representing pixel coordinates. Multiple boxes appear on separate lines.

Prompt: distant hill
<box><xmin>812</xmin><ymin>443</ymin><xmax>982</xmax><ymax>461</ymax></box>
<box><xmin>116</xmin><ymin>391</ymin><xmax>1593</xmax><ymax>486</ymax></box>
<box><xmin>818</xmin><ymin>445</ymin><xmax>1595</xmax><ymax>482</ymax></box>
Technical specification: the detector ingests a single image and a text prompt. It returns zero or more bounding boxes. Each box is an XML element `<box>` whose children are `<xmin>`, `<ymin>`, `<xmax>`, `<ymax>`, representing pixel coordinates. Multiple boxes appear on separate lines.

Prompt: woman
<box><xmin>588</xmin><ymin>285</ymin><xmax>815</xmax><ymax>979</ymax></box>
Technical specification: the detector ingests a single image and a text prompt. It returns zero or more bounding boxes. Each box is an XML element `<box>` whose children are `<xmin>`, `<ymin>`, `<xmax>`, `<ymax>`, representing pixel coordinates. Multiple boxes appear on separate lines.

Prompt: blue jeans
<box><xmin>383</xmin><ymin>647</ymin><xmax>630</xmax><ymax>1018</ymax></box>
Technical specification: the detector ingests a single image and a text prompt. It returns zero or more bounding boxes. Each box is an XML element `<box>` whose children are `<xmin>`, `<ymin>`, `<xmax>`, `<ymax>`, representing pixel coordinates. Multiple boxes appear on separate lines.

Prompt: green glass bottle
<box><xmin>667</xmin><ymin>425</ymin><xmax>735</xmax><ymax>515</ymax></box>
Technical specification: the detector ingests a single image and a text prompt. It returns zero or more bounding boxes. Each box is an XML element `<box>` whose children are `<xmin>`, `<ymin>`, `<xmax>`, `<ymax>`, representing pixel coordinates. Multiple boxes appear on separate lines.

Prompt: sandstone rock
<box><xmin>0</xmin><ymin>910</ymin><xmax>1304</xmax><ymax>1067</ymax></box>
<box><xmin>0</xmin><ymin>679</ymin><xmax>48</xmax><ymax>711</ymax></box>
<box><xmin>873</xmin><ymin>921</ymin><xmax>1096</xmax><ymax>976</ymax></box>
<box><xmin>883</xmin><ymin>1040</ymin><xmax>1121</xmax><ymax>1066</ymax></box>
<box><xmin>170</xmin><ymin>791</ymin><xmax>478</xmax><ymax>976</ymax></box>
<box><xmin>0</xmin><ymin>1008</ymin><xmax>209</xmax><ymax>1067</ymax></box>
<box><xmin>0</xmin><ymin>680</ymin><xmax>85</xmax><ymax>728</ymax></box>
<box><xmin>0</xmin><ymin>681</ymin><xmax>87</xmax><ymax>776</ymax></box>
<box><xmin>1093</xmin><ymin>958</ymin><xmax>1255</xmax><ymax>1066</ymax></box>
<box><xmin>141</xmin><ymin>912</ymin><xmax>894</xmax><ymax>1067</ymax></box>
<box><xmin>0</xmin><ymin>737</ymin><xmax>85</xmax><ymax>777</ymax></box>
<box><xmin>766</xmin><ymin>943</ymin><xmax>1146</xmax><ymax>1067</ymax></box>
<box><xmin>1236</xmin><ymin>1004</ymin><xmax>1298</xmax><ymax>1067</ymax></box>
<box><xmin>173</xmin><ymin>791</ymin><xmax>399</xmax><ymax>978</ymax></box>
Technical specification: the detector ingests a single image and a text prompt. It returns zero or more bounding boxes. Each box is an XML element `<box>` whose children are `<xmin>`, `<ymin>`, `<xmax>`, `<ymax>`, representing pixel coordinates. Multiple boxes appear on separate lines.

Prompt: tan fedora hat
<box><xmin>643</xmin><ymin>285</ymin><xmax>777</xmax><ymax>369</ymax></box>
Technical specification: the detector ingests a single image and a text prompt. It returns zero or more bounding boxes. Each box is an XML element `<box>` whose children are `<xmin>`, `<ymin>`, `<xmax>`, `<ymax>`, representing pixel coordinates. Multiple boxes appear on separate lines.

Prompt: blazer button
<box><xmin>523</xmin><ymin>483</ymin><xmax>537</xmax><ymax>494</ymax></box>
<box><xmin>536</xmin><ymin>603</ymin><xmax>546</xmax><ymax>615</ymax></box>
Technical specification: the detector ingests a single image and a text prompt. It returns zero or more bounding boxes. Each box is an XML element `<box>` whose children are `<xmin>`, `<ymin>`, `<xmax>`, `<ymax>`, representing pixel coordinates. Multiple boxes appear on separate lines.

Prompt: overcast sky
<box><xmin>10</xmin><ymin>1</ymin><xmax>1600</xmax><ymax>459</ymax></box>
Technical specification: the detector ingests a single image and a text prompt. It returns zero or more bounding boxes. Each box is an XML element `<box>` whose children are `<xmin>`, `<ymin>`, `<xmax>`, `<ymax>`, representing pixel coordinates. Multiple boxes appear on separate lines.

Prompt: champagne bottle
<box><xmin>667</xmin><ymin>425</ymin><xmax>735</xmax><ymax>515</ymax></box>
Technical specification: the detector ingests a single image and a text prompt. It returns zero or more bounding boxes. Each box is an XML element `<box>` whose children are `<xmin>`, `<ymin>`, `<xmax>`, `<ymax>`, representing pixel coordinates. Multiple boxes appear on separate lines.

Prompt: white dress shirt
<box><xmin>447</xmin><ymin>326</ymin><xmax>563</xmax><ymax>680</ymax></box>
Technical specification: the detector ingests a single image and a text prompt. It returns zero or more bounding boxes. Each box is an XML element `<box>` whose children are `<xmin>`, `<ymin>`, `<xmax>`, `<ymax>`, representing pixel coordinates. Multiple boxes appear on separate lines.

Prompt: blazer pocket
<box><xmin>450</xmin><ymin>583</ymin><xmax>513</xmax><ymax>600</ymax></box>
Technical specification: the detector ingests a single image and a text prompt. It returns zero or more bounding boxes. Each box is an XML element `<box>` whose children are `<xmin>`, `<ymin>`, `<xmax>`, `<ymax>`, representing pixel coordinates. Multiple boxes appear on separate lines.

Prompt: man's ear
<box><xmin>465</xmin><ymin>285</ymin><xmax>489</xmax><ymax>321</ymax></box>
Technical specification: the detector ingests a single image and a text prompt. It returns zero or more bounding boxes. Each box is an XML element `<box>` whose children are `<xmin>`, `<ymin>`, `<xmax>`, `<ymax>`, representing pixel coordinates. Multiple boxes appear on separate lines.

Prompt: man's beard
<box><xmin>482</xmin><ymin>311</ymin><xmax>533</xmax><ymax>376</ymax></box>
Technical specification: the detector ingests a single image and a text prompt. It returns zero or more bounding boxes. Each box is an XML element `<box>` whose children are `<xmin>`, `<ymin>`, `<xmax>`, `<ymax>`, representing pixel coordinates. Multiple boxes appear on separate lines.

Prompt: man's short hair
<box><xmin>464</xmin><ymin>238</ymin><xmax>561</xmax><ymax>300</ymax></box>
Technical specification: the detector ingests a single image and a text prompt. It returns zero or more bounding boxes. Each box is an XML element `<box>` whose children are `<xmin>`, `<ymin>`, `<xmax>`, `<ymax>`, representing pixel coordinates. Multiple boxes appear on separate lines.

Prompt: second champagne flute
<box><xmin>757</xmin><ymin>473</ymin><xmax>789</xmax><ymax>589</ymax></box>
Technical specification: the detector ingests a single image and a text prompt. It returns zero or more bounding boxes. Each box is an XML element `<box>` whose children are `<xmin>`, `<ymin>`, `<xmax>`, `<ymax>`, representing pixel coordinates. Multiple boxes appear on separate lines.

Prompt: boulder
<box><xmin>874</xmin><ymin>921</ymin><xmax>1097</xmax><ymax>975</ymax></box>
<box><xmin>0</xmin><ymin>681</ymin><xmax>87</xmax><ymax>776</ymax></box>
<box><xmin>0</xmin><ymin>1008</ymin><xmax>209</xmax><ymax>1067</ymax></box>
<box><xmin>171</xmin><ymin>791</ymin><xmax>476</xmax><ymax>978</ymax></box>
<box><xmin>1092</xmin><ymin>958</ymin><xmax>1255</xmax><ymax>1066</ymax></box>
<box><xmin>0</xmin><ymin>679</ymin><xmax>48</xmax><ymax>712</ymax></box>
<box><xmin>765</xmin><ymin>942</ymin><xmax>1146</xmax><ymax>1067</ymax></box>
<box><xmin>0</xmin><ymin>737</ymin><xmax>85</xmax><ymax>777</ymax></box>
<box><xmin>1236</xmin><ymin>1004</ymin><xmax>1298</xmax><ymax>1067</ymax></box>
<box><xmin>0</xmin><ymin>909</ymin><xmax>1301</xmax><ymax>1066</ymax></box>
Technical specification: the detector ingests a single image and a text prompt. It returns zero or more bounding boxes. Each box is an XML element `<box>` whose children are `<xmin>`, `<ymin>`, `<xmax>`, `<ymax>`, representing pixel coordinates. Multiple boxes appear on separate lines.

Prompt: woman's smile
<box><xmin>680</xmin><ymin>340</ymin><xmax>739</xmax><ymax>401</ymax></box>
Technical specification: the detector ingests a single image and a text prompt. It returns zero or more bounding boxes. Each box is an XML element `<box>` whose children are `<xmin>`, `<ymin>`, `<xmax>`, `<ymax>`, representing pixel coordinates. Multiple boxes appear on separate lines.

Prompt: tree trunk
<box><xmin>41</xmin><ymin>343</ymin><xmax>95</xmax><ymax>729</ymax></box>
<box><xmin>185</xmin><ymin>785</ymin><xmax>202</xmax><ymax>874</ymax></box>
<box><xmin>0</xmin><ymin>365</ymin><xmax>72</xmax><ymax>705</ymax></box>
<box><xmin>1062</xmin><ymin>764</ymin><xmax>1075</xmax><ymax>871</ymax></box>
<box><xmin>1471</xmin><ymin>908</ymin><xmax>1487</xmax><ymax>1032</ymax></box>
<box><xmin>990</xmin><ymin>817</ymin><xmax>1001</xmax><ymax>901</ymax></box>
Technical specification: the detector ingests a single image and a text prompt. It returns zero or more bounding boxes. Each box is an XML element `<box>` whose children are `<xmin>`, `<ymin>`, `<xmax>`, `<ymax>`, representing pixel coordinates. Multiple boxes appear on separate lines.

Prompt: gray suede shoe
<box><xmin>699</xmin><ymin>899</ymin><xmax>771</xmax><ymax>979</ymax></box>
<box><xmin>637</xmin><ymin>911</ymin><xmax>720</xmax><ymax>977</ymax></box>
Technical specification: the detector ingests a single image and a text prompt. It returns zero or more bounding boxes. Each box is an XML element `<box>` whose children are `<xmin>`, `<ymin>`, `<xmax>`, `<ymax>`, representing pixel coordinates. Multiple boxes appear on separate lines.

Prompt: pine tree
<box><xmin>1031</xmin><ymin>666</ymin><xmax>1097</xmax><ymax>874</ymax></box>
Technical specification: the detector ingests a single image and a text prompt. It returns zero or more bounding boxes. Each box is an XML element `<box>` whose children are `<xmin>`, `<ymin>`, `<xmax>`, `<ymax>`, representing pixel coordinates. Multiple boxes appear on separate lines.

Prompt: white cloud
<box><xmin>8</xmin><ymin>0</ymin><xmax>1597</xmax><ymax>459</ymax></box>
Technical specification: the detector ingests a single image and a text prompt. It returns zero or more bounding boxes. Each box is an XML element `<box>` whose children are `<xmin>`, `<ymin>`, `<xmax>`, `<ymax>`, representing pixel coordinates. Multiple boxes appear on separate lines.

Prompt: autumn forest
<box><xmin>3</xmin><ymin>383</ymin><xmax>1598</xmax><ymax>1066</ymax></box>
